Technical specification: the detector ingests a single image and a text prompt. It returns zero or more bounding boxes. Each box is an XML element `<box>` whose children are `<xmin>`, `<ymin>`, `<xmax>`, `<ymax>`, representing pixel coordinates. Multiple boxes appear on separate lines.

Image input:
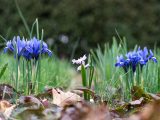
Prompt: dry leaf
<box><xmin>85</xmin><ymin>104</ymin><xmax>111</xmax><ymax>120</ymax></box>
<box><xmin>3</xmin><ymin>104</ymin><xmax>16</xmax><ymax>119</ymax></box>
<box><xmin>129</xmin><ymin>97</ymin><xmax>144</xmax><ymax>105</ymax></box>
<box><xmin>19</xmin><ymin>96</ymin><xmax>43</xmax><ymax>108</ymax></box>
<box><xmin>139</xmin><ymin>100</ymin><xmax>160</xmax><ymax>120</ymax></box>
<box><xmin>0</xmin><ymin>100</ymin><xmax>15</xmax><ymax>119</ymax></box>
<box><xmin>149</xmin><ymin>93</ymin><xmax>160</xmax><ymax>100</ymax></box>
<box><xmin>52</xmin><ymin>88</ymin><xmax>82</xmax><ymax>107</ymax></box>
<box><xmin>0</xmin><ymin>100</ymin><xmax>12</xmax><ymax>112</ymax></box>
<box><xmin>0</xmin><ymin>84</ymin><xmax>18</xmax><ymax>100</ymax></box>
<box><xmin>61</xmin><ymin>102</ymin><xmax>111</xmax><ymax>120</ymax></box>
<box><xmin>128</xmin><ymin>100</ymin><xmax>160</xmax><ymax>120</ymax></box>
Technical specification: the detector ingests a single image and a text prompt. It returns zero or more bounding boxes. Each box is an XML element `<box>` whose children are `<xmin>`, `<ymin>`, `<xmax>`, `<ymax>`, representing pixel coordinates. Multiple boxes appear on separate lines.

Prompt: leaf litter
<box><xmin>0</xmin><ymin>85</ymin><xmax>160</xmax><ymax>120</ymax></box>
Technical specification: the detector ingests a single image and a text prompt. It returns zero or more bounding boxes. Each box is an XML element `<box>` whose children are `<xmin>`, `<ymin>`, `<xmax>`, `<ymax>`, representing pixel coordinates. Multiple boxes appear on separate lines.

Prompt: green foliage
<box><xmin>81</xmin><ymin>65</ymin><xmax>88</xmax><ymax>100</ymax></box>
<box><xmin>91</xmin><ymin>38</ymin><xmax>126</xmax><ymax>102</ymax></box>
<box><xmin>0</xmin><ymin>63</ymin><xmax>8</xmax><ymax>79</ymax></box>
<box><xmin>0</xmin><ymin>54</ymin><xmax>74</xmax><ymax>93</ymax></box>
<box><xmin>40</xmin><ymin>57</ymin><xmax>74</xmax><ymax>89</ymax></box>
<box><xmin>1</xmin><ymin>0</ymin><xmax>160</xmax><ymax>56</ymax></box>
<box><xmin>73</xmin><ymin>55</ymin><xmax>95</xmax><ymax>101</ymax></box>
<box><xmin>92</xmin><ymin>37</ymin><xmax>159</xmax><ymax>103</ymax></box>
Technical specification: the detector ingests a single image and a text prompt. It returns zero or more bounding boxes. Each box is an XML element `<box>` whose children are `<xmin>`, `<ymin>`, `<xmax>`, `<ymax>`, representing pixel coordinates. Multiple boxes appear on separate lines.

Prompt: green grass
<box><xmin>91</xmin><ymin>38</ymin><xmax>126</xmax><ymax>102</ymax></box>
<box><xmin>0</xmin><ymin>53</ymin><xmax>75</xmax><ymax>93</ymax></box>
<box><xmin>92</xmin><ymin>37</ymin><xmax>160</xmax><ymax>104</ymax></box>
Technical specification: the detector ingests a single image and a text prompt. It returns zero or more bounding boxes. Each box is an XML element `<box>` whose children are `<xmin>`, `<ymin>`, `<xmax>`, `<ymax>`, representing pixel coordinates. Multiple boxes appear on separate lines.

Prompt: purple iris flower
<box><xmin>137</xmin><ymin>47</ymin><xmax>149</xmax><ymax>66</ymax></box>
<box><xmin>126</xmin><ymin>51</ymin><xmax>141</xmax><ymax>72</ymax></box>
<box><xmin>148</xmin><ymin>50</ymin><xmax>157</xmax><ymax>63</ymax></box>
<box><xmin>24</xmin><ymin>37</ymin><xmax>52</xmax><ymax>60</ymax></box>
<box><xmin>115</xmin><ymin>55</ymin><xmax>130</xmax><ymax>72</ymax></box>
<box><xmin>4</xmin><ymin>36</ymin><xmax>52</xmax><ymax>61</ymax></box>
<box><xmin>115</xmin><ymin>47</ymin><xmax>157</xmax><ymax>73</ymax></box>
<box><xmin>4</xmin><ymin>36</ymin><xmax>26</xmax><ymax>60</ymax></box>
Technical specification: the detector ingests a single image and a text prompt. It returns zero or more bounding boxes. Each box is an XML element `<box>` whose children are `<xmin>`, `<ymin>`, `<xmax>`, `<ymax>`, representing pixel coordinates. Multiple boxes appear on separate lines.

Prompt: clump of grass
<box><xmin>91</xmin><ymin>38</ymin><xmax>126</xmax><ymax>103</ymax></box>
<box><xmin>92</xmin><ymin>37</ymin><xmax>159</xmax><ymax>104</ymax></box>
<box><xmin>0</xmin><ymin>54</ymin><xmax>74</xmax><ymax>93</ymax></box>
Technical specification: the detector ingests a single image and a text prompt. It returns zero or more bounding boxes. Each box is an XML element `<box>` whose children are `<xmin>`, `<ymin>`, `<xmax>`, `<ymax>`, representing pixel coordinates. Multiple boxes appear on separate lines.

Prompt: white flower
<box><xmin>72</xmin><ymin>55</ymin><xmax>90</xmax><ymax>71</ymax></box>
<box><xmin>77</xmin><ymin>63</ymin><xmax>90</xmax><ymax>71</ymax></box>
<box><xmin>72</xmin><ymin>55</ymin><xmax>87</xmax><ymax>64</ymax></box>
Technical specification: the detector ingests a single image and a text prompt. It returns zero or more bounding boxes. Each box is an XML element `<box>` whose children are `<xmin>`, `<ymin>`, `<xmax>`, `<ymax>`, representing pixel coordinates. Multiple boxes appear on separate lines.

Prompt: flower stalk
<box><xmin>72</xmin><ymin>54</ymin><xmax>94</xmax><ymax>101</ymax></box>
<box><xmin>81</xmin><ymin>64</ymin><xmax>88</xmax><ymax>100</ymax></box>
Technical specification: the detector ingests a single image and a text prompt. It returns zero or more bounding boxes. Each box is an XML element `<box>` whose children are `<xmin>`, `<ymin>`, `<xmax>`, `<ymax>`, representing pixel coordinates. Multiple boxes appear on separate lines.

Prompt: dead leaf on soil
<box><xmin>0</xmin><ymin>84</ymin><xmax>19</xmax><ymax>101</ymax></box>
<box><xmin>128</xmin><ymin>100</ymin><xmax>160</xmax><ymax>120</ymax></box>
<box><xmin>11</xmin><ymin>95</ymin><xmax>61</xmax><ymax>120</ymax></box>
<box><xmin>3</xmin><ymin>104</ymin><xmax>16</xmax><ymax>119</ymax></box>
<box><xmin>19</xmin><ymin>96</ymin><xmax>43</xmax><ymax>108</ymax></box>
<box><xmin>0</xmin><ymin>100</ymin><xmax>15</xmax><ymax>119</ymax></box>
<box><xmin>113</xmin><ymin>97</ymin><xmax>146</xmax><ymax>118</ymax></box>
<box><xmin>85</xmin><ymin>104</ymin><xmax>112</xmax><ymax>120</ymax></box>
<box><xmin>61</xmin><ymin>102</ymin><xmax>112</xmax><ymax>120</ymax></box>
<box><xmin>0</xmin><ymin>100</ymin><xmax>12</xmax><ymax>112</ymax></box>
<box><xmin>52</xmin><ymin>88</ymin><xmax>82</xmax><ymax>107</ymax></box>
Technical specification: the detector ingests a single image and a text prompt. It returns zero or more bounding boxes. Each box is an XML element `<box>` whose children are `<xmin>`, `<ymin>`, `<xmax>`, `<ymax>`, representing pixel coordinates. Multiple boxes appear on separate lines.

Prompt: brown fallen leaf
<box><xmin>148</xmin><ymin>93</ymin><xmax>160</xmax><ymax>100</ymax></box>
<box><xmin>113</xmin><ymin>97</ymin><xmax>146</xmax><ymax>118</ymax></box>
<box><xmin>0</xmin><ymin>100</ymin><xmax>15</xmax><ymax>119</ymax></box>
<box><xmin>61</xmin><ymin>102</ymin><xmax>112</xmax><ymax>120</ymax></box>
<box><xmin>128</xmin><ymin>100</ymin><xmax>160</xmax><ymax>120</ymax></box>
<box><xmin>3</xmin><ymin>104</ymin><xmax>16</xmax><ymax>119</ymax></box>
<box><xmin>52</xmin><ymin>88</ymin><xmax>82</xmax><ymax>107</ymax></box>
<box><xmin>85</xmin><ymin>104</ymin><xmax>112</xmax><ymax>120</ymax></box>
<box><xmin>0</xmin><ymin>100</ymin><xmax>12</xmax><ymax>112</ymax></box>
<box><xmin>19</xmin><ymin>96</ymin><xmax>43</xmax><ymax>108</ymax></box>
<box><xmin>0</xmin><ymin>84</ymin><xmax>19</xmax><ymax>100</ymax></box>
<box><xmin>139</xmin><ymin>100</ymin><xmax>160</xmax><ymax>120</ymax></box>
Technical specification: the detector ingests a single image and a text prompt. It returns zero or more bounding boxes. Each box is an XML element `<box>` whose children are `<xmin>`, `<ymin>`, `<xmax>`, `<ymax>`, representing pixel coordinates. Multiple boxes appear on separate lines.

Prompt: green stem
<box><xmin>140</xmin><ymin>70</ymin><xmax>144</xmax><ymax>89</ymax></box>
<box><xmin>126</xmin><ymin>72</ymin><xmax>131</xmax><ymax>101</ymax></box>
<box><xmin>81</xmin><ymin>65</ymin><xmax>88</xmax><ymax>100</ymax></box>
<box><xmin>137</xmin><ymin>67</ymin><xmax>140</xmax><ymax>86</ymax></box>
<box><xmin>133</xmin><ymin>72</ymin><xmax>136</xmax><ymax>86</ymax></box>
<box><xmin>89</xmin><ymin>66</ymin><xmax>94</xmax><ymax>88</ymax></box>
<box><xmin>35</xmin><ymin>60</ymin><xmax>39</xmax><ymax>94</ymax></box>
<box><xmin>15</xmin><ymin>60</ymin><xmax>19</xmax><ymax>92</ymax></box>
<box><xmin>22</xmin><ymin>59</ymin><xmax>25</xmax><ymax>93</ymax></box>
<box><xmin>31</xmin><ymin>60</ymin><xmax>36</xmax><ymax>94</ymax></box>
<box><xmin>26</xmin><ymin>61</ymin><xmax>30</xmax><ymax>95</ymax></box>
<box><xmin>37</xmin><ymin>59</ymin><xmax>41</xmax><ymax>93</ymax></box>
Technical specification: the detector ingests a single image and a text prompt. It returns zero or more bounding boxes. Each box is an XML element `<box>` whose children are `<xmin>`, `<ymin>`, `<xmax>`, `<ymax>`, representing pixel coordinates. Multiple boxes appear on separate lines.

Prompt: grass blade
<box><xmin>0</xmin><ymin>63</ymin><xmax>8</xmax><ymax>79</ymax></box>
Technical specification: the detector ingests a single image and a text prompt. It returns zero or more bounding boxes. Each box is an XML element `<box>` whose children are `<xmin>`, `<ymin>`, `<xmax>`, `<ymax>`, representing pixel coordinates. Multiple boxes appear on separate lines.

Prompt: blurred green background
<box><xmin>0</xmin><ymin>0</ymin><xmax>160</xmax><ymax>57</ymax></box>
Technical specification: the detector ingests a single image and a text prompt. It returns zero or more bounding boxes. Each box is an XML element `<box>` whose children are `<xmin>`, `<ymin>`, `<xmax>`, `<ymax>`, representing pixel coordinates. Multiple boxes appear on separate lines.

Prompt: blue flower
<box><xmin>115</xmin><ymin>47</ymin><xmax>157</xmax><ymax>73</ymax></box>
<box><xmin>24</xmin><ymin>37</ymin><xmax>52</xmax><ymax>60</ymax></box>
<box><xmin>138</xmin><ymin>47</ymin><xmax>148</xmax><ymax>60</ymax></box>
<box><xmin>4</xmin><ymin>41</ymin><xmax>14</xmax><ymax>53</ymax></box>
<box><xmin>4</xmin><ymin>36</ymin><xmax>26</xmax><ymax>60</ymax></box>
<box><xmin>4</xmin><ymin>36</ymin><xmax>52</xmax><ymax>61</ymax></box>
<box><xmin>126</xmin><ymin>51</ymin><xmax>141</xmax><ymax>72</ymax></box>
<box><xmin>148</xmin><ymin>50</ymin><xmax>157</xmax><ymax>63</ymax></box>
<box><xmin>115</xmin><ymin>55</ymin><xmax>130</xmax><ymax>72</ymax></box>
